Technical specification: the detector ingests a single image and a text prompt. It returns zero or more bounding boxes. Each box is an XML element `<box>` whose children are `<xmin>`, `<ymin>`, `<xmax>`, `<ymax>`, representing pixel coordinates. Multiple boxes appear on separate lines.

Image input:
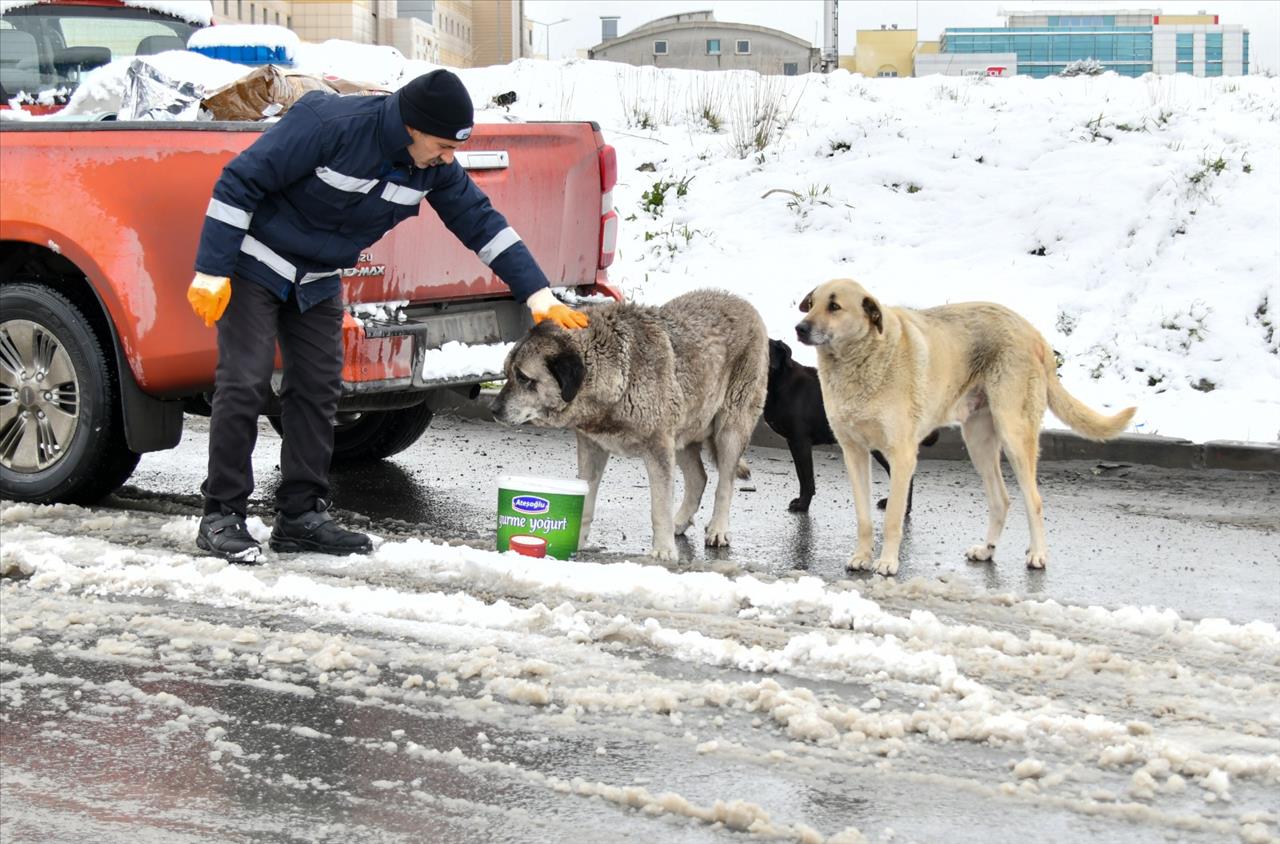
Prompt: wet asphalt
<box><xmin>126</xmin><ymin>412</ymin><xmax>1279</xmax><ymax>624</ymax></box>
<box><xmin>4</xmin><ymin>412</ymin><xmax>1279</xmax><ymax>843</ymax></box>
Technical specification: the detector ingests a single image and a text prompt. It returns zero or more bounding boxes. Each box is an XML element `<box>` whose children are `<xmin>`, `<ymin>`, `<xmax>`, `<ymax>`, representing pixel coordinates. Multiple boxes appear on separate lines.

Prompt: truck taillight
<box><xmin>599</xmin><ymin>144</ymin><xmax>617</xmax><ymax>192</ymax></box>
<box><xmin>598</xmin><ymin>145</ymin><xmax>618</xmax><ymax>269</ymax></box>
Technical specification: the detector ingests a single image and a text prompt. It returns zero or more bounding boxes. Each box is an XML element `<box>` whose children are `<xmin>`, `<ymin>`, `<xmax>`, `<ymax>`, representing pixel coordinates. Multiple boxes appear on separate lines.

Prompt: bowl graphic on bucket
<box><xmin>508</xmin><ymin>535</ymin><xmax>547</xmax><ymax>558</ymax></box>
<box><xmin>496</xmin><ymin>475</ymin><xmax>588</xmax><ymax>560</ymax></box>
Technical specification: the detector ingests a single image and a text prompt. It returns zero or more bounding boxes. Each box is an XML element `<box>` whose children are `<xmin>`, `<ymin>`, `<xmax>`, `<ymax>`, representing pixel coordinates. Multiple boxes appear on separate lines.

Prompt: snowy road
<box><xmin>2</xmin><ymin>414</ymin><xmax>1278</xmax><ymax>843</ymax></box>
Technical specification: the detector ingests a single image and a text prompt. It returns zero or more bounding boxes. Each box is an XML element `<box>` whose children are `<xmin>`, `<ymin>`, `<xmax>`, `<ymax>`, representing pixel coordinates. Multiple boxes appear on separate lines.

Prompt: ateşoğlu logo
<box><xmin>512</xmin><ymin>495</ymin><xmax>550</xmax><ymax>515</ymax></box>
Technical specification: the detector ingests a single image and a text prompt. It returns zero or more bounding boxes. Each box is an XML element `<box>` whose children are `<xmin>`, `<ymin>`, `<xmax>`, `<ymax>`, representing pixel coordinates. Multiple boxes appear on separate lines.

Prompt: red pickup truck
<box><xmin>0</xmin><ymin>115</ymin><xmax>620</xmax><ymax>503</ymax></box>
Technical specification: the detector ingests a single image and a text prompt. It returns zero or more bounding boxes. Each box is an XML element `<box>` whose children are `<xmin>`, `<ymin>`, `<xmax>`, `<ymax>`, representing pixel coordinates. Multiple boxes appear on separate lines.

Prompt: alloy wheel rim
<box><xmin>0</xmin><ymin>319</ymin><xmax>80</xmax><ymax>472</ymax></box>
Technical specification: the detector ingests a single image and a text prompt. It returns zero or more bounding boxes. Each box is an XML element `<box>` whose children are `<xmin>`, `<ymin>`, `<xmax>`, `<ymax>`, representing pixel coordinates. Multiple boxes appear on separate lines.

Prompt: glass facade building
<box><xmin>937</xmin><ymin>11</ymin><xmax>1248</xmax><ymax>78</ymax></box>
<box><xmin>1205</xmin><ymin>32</ymin><xmax>1222</xmax><ymax>76</ymax></box>
<box><xmin>943</xmin><ymin>25</ymin><xmax>1154</xmax><ymax>77</ymax></box>
<box><xmin>1176</xmin><ymin>32</ymin><xmax>1193</xmax><ymax>74</ymax></box>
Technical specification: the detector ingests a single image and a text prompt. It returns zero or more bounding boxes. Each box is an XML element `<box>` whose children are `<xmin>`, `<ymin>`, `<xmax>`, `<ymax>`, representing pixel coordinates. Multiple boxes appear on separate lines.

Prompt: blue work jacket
<box><xmin>194</xmin><ymin>89</ymin><xmax>550</xmax><ymax>311</ymax></box>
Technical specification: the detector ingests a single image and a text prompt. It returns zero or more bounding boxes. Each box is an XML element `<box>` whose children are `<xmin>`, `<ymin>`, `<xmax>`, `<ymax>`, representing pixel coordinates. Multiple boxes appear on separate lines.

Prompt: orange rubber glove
<box><xmin>188</xmin><ymin>272</ymin><xmax>231</xmax><ymax>327</ymax></box>
<box><xmin>527</xmin><ymin>288</ymin><xmax>589</xmax><ymax>329</ymax></box>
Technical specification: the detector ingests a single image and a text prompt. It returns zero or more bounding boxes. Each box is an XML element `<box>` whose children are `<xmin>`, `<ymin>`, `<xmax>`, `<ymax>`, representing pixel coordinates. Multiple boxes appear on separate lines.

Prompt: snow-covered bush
<box><xmin>728</xmin><ymin>74</ymin><xmax>789</xmax><ymax>159</ymax></box>
<box><xmin>1061</xmin><ymin>58</ymin><xmax>1106</xmax><ymax>77</ymax></box>
<box><xmin>687</xmin><ymin>76</ymin><xmax>728</xmax><ymax>133</ymax></box>
<box><xmin>616</xmin><ymin>67</ymin><xmax>677</xmax><ymax>130</ymax></box>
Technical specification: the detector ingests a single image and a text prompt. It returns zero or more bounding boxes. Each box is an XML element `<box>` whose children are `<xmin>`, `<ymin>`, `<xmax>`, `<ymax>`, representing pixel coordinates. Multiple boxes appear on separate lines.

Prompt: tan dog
<box><xmin>795</xmin><ymin>278</ymin><xmax>1136</xmax><ymax>575</ymax></box>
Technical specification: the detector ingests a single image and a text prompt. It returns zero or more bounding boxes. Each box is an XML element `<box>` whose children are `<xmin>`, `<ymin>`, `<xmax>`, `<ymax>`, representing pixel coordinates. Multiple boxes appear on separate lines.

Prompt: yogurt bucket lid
<box><xmin>497</xmin><ymin>475</ymin><xmax>589</xmax><ymax>496</ymax></box>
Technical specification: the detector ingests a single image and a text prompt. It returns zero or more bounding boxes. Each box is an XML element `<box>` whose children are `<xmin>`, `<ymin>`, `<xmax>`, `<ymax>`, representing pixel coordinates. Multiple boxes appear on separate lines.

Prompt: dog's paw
<box><xmin>965</xmin><ymin>543</ymin><xmax>995</xmax><ymax>562</ymax></box>
<box><xmin>787</xmin><ymin>497</ymin><xmax>811</xmax><ymax>513</ymax></box>
<box><xmin>845</xmin><ymin>551</ymin><xmax>873</xmax><ymax>571</ymax></box>
<box><xmin>674</xmin><ymin>517</ymin><xmax>693</xmax><ymax>536</ymax></box>
<box><xmin>704</xmin><ymin>524</ymin><xmax>731</xmax><ymax>548</ymax></box>
<box><xmin>1025</xmin><ymin>549</ymin><xmax>1047</xmax><ymax>569</ymax></box>
<box><xmin>873</xmin><ymin>556</ymin><xmax>900</xmax><ymax>577</ymax></box>
<box><xmin>649</xmin><ymin>545</ymin><xmax>678</xmax><ymax>562</ymax></box>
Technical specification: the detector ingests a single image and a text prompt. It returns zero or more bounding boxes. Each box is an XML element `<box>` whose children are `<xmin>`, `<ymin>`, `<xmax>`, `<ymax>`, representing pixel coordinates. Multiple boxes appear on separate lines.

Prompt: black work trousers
<box><xmin>202</xmin><ymin>278</ymin><xmax>343</xmax><ymax>518</ymax></box>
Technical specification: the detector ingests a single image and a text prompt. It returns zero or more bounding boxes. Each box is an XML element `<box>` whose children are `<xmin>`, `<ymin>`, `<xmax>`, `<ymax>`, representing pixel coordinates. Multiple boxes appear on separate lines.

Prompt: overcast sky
<box><xmin>524</xmin><ymin>0</ymin><xmax>1279</xmax><ymax>72</ymax></box>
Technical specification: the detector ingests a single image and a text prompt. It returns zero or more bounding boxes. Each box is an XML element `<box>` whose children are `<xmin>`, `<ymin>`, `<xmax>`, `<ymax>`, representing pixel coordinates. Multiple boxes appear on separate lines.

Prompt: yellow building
<box><xmin>853</xmin><ymin>27</ymin><xmax>917</xmax><ymax>77</ymax></box>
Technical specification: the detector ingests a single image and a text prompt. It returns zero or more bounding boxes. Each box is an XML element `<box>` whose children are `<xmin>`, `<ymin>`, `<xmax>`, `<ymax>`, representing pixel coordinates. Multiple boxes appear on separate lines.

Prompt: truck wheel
<box><xmin>267</xmin><ymin>402</ymin><xmax>434</xmax><ymax>464</ymax></box>
<box><xmin>0</xmin><ymin>283</ymin><xmax>140</xmax><ymax>503</ymax></box>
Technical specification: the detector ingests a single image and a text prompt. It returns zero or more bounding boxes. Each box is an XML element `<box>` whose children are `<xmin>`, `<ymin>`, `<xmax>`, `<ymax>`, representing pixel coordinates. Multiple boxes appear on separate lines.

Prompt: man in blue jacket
<box><xmin>187</xmin><ymin>69</ymin><xmax>588</xmax><ymax>563</ymax></box>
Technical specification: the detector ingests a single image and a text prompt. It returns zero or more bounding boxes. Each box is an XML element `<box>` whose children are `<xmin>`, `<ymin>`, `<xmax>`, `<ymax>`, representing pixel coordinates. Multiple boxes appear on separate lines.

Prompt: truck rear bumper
<box><xmin>269</xmin><ymin>297</ymin><xmax>528</xmax><ymax>406</ymax></box>
<box><xmin>349</xmin><ymin>297</ymin><xmax>528</xmax><ymax>392</ymax></box>
<box><xmin>268</xmin><ymin>280</ymin><xmax>618</xmax><ymax>409</ymax></box>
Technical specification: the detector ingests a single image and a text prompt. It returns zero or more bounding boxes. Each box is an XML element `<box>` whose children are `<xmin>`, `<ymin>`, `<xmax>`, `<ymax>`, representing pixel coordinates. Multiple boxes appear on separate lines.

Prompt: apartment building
<box><xmin>387</xmin><ymin>0</ymin><xmax>442</xmax><ymax>63</ymax></box>
<box><xmin>212</xmin><ymin>0</ymin><xmax>293</xmax><ymax>29</ymax></box>
<box><xmin>211</xmin><ymin>0</ymin><xmax>488</xmax><ymax>67</ymax></box>
<box><xmin>471</xmin><ymin>0</ymin><xmax>526</xmax><ymax>66</ymax></box>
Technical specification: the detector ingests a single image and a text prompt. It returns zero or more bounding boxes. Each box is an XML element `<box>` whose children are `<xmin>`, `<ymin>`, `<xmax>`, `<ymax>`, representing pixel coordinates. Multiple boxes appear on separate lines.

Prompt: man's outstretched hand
<box><xmin>527</xmin><ymin>288</ymin><xmax>589</xmax><ymax>329</ymax></box>
<box><xmin>533</xmin><ymin>304</ymin><xmax>590</xmax><ymax>329</ymax></box>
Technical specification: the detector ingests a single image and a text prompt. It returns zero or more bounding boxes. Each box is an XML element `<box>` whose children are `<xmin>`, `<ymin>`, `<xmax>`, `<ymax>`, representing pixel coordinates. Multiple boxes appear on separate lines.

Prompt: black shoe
<box><xmin>269</xmin><ymin>500</ymin><xmax>372</xmax><ymax>556</ymax></box>
<box><xmin>196</xmin><ymin>512</ymin><xmax>262</xmax><ymax>564</ymax></box>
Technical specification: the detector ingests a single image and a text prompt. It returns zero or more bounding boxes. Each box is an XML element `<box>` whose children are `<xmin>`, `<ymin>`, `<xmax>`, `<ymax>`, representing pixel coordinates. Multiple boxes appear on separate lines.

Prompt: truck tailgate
<box><xmin>352</xmin><ymin>122</ymin><xmax>606</xmax><ymax>305</ymax></box>
<box><xmin>0</xmin><ymin>120</ymin><xmax>606</xmax><ymax>394</ymax></box>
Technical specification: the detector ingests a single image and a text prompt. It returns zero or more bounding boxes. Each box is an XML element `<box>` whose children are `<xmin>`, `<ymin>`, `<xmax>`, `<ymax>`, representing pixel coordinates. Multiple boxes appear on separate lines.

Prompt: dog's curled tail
<box><xmin>1044</xmin><ymin>351</ymin><xmax>1136</xmax><ymax>441</ymax></box>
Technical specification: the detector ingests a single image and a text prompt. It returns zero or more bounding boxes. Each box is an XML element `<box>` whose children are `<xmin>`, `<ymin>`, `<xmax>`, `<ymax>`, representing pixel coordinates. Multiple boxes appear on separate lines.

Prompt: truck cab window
<box><xmin>0</xmin><ymin>4</ymin><xmax>196</xmax><ymax>101</ymax></box>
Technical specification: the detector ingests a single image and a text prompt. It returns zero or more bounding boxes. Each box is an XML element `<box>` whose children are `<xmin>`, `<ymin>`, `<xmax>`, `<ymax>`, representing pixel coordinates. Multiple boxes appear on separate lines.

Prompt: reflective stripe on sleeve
<box><xmin>207</xmin><ymin>198</ymin><xmax>252</xmax><ymax>229</ymax></box>
<box><xmin>240</xmin><ymin>235</ymin><xmax>296</xmax><ymax>280</ymax></box>
<box><xmin>241</xmin><ymin>236</ymin><xmax>340</xmax><ymax>284</ymax></box>
<box><xmin>476</xmin><ymin>226</ymin><xmax>521</xmax><ymax>266</ymax></box>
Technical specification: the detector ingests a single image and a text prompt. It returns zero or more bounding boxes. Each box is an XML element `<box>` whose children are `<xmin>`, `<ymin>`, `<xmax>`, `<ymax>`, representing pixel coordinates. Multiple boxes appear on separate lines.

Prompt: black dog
<box><xmin>765</xmin><ymin>339</ymin><xmax>937</xmax><ymax>513</ymax></box>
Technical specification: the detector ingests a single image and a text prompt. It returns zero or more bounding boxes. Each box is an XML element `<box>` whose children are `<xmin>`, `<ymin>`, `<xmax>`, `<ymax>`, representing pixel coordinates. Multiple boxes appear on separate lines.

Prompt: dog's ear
<box><xmin>546</xmin><ymin>348</ymin><xmax>585</xmax><ymax>404</ymax></box>
<box><xmin>862</xmin><ymin>296</ymin><xmax>883</xmax><ymax>334</ymax></box>
<box><xmin>768</xmin><ymin>339</ymin><xmax>792</xmax><ymax>373</ymax></box>
<box><xmin>799</xmin><ymin>288</ymin><xmax>816</xmax><ymax>313</ymax></box>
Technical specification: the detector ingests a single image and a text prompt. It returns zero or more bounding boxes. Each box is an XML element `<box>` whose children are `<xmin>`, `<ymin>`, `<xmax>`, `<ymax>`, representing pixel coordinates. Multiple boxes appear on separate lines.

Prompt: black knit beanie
<box><xmin>398</xmin><ymin>69</ymin><xmax>474</xmax><ymax>140</ymax></box>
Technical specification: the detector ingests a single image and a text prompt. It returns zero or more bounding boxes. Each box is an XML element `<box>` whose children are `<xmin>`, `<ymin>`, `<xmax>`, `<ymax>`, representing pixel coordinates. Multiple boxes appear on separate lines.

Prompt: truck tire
<box><xmin>267</xmin><ymin>402</ymin><xmax>434</xmax><ymax>464</ymax></box>
<box><xmin>0</xmin><ymin>283</ymin><xmax>141</xmax><ymax>503</ymax></box>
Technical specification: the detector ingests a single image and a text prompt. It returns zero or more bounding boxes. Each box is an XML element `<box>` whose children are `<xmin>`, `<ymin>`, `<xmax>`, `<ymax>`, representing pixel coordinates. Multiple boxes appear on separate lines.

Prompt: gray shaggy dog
<box><xmin>492</xmin><ymin>290</ymin><xmax>767</xmax><ymax>561</ymax></box>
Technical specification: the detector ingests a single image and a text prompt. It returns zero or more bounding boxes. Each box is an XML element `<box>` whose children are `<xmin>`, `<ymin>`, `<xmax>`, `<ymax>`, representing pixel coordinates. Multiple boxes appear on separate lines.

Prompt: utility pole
<box><xmin>528</xmin><ymin>16</ymin><xmax>569</xmax><ymax>60</ymax></box>
<box><xmin>821</xmin><ymin>0</ymin><xmax>839</xmax><ymax>72</ymax></box>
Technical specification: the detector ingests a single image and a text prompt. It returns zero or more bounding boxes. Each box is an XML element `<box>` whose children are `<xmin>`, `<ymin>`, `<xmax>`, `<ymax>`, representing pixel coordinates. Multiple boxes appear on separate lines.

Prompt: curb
<box><xmin>452</xmin><ymin>391</ymin><xmax>1280</xmax><ymax>473</ymax></box>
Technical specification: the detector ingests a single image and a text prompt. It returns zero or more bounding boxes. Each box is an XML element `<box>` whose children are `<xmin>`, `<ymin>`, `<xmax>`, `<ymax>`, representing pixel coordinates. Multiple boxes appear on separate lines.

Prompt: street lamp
<box><xmin>528</xmin><ymin>16</ymin><xmax>570</xmax><ymax>60</ymax></box>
